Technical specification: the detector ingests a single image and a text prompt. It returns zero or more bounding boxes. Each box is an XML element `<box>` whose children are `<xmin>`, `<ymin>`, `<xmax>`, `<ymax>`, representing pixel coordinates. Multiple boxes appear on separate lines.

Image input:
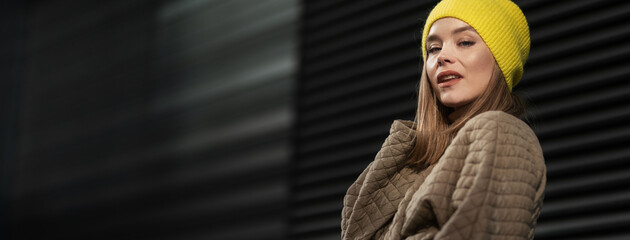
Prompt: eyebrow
<box><xmin>426</xmin><ymin>26</ymin><xmax>476</xmax><ymax>44</ymax></box>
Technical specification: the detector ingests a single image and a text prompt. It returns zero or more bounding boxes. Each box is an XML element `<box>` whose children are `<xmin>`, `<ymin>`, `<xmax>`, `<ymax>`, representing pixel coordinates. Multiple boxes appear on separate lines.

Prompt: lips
<box><xmin>437</xmin><ymin>70</ymin><xmax>463</xmax><ymax>83</ymax></box>
<box><xmin>436</xmin><ymin>70</ymin><xmax>463</xmax><ymax>87</ymax></box>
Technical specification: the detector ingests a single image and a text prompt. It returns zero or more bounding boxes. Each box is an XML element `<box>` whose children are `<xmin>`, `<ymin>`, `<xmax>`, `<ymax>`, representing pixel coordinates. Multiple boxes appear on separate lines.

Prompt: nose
<box><xmin>437</xmin><ymin>47</ymin><xmax>454</xmax><ymax>66</ymax></box>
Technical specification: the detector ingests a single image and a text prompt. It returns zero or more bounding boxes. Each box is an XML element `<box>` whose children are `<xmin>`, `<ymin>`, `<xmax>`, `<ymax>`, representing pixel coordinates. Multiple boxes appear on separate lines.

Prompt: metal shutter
<box><xmin>292</xmin><ymin>0</ymin><xmax>630</xmax><ymax>239</ymax></box>
<box><xmin>520</xmin><ymin>0</ymin><xmax>630</xmax><ymax>239</ymax></box>
<box><xmin>0</xmin><ymin>1</ymin><xmax>25</xmax><ymax>238</ymax></box>
<box><xmin>11</xmin><ymin>0</ymin><xmax>297</xmax><ymax>239</ymax></box>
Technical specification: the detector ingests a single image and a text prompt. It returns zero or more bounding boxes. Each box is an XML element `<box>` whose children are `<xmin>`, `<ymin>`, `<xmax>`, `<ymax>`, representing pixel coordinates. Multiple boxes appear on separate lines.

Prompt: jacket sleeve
<box><xmin>341</xmin><ymin>161</ymin><xmax>373</xmax><ymax>233</ymax></box>
<box><xmin>430</xmin><ymin>111</ymin><xmax>546</xmax><ymax>240</ymax></box>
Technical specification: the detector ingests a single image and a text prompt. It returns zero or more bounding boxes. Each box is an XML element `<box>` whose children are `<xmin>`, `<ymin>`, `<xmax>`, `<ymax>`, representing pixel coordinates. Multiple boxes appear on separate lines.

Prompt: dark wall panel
<box><xmin>293</xmin><ymin>0</ymin><xmax>630</xmax><ymax>239</ymax></box>
<box><xmin>0</xmin><ymin>1</ymin><xmax>25</xmax><ymax>239</ymax></box>
<box><xmin>10</xmin><ymin>0</ymin><xmax>297</xmax><ymax>239</ymax></box>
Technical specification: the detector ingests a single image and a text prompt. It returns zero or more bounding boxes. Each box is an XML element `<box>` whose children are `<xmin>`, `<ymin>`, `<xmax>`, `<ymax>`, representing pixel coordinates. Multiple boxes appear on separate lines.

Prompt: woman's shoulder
<box><xmin>466</xmin><ymin>110</ymin><xmax>529</xmax><ymax>127</ymax></box>
<box><xmin>463</xmin><ymin>111</ymin><xmax>534</xmax><ymax>134</ymax></box>
<box><xmin>454</xmin><ymin>111</ymin><xmax>546</xmax><ymax>174</ymax></box>
<box><xmin>390</xmin><ymin>119</ymin><xmax>415</xmax><ymax>134</ymax></box>
<box><xmin>459</xmin><ymin>111</ymin><xmax>540</xmax><ymax>147</ymax></box>
<box><xmin>378</xmin><ymin>119</ymin><xmax>416</xmax><ymax>159</ymax></box>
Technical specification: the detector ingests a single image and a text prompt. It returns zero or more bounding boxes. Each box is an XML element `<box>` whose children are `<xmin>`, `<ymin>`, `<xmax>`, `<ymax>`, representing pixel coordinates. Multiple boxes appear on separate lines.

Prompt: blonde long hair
<box><xmin>406</xmin><ymin>63</ymin><xmax>525</xmax><ymax>170</ymax></box>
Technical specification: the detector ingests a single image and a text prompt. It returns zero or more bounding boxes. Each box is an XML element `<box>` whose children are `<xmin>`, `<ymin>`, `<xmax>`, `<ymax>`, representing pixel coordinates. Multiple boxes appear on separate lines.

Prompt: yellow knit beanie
<box><xmin>421</xmin><ymin>0</ymin><xmax>530</xmax><ymax>91</ymax></box>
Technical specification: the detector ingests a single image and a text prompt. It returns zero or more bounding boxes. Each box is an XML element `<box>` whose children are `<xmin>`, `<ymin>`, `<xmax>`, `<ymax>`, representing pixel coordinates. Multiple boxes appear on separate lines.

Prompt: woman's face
<box><xmin>425</xmin><ymin>18</ymin><xmax>496</xmax><ymax>109</ymax></box>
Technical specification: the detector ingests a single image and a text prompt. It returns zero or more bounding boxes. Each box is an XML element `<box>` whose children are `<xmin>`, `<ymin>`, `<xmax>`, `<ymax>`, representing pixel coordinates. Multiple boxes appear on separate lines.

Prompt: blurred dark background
<box><xmin>1</xmin><ymin>0</ymin><xmax>629</xmax><ymax>239</ymax></box>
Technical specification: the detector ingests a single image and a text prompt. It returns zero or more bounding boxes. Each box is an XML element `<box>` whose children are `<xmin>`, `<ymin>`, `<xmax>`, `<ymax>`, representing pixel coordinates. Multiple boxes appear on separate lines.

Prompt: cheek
<box><xmin>467</xmin><ymin>50</ymin><xmax>495</xmax><ymax>85</ymax></box>
<box><xmin>425</xmin><ymin>58</ymin><xmax>438</xmax><ymax>80</ymax></box>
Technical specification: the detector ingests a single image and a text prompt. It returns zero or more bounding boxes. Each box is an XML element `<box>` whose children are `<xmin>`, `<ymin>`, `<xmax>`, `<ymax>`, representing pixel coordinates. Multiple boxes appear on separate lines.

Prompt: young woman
<box><xmin>341</xmin><ymin>0</ymin><xmax>546</xmax><ymax>239</ymax></box>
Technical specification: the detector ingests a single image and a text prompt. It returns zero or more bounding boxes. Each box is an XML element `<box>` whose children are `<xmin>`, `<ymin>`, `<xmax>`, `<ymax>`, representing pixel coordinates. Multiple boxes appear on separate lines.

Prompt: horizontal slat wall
<box><xmin>12</xmin><ymin>0</ymin><xmax>297</xmax><ymax>239</ymax></box>
<box><xmin>152</xmin><ymin>1</ymin><xmax>297</xmax><ymax>239</ymax></box>
<box><xmin>0</xmin><ymin>1</ymin><xmax>25</xmax><ymax>239</ymax></box>
<box><xmin>292</xmin><ymin>1</ymin><xmax>432</xmax><ymax>239</ymax></box>
<box><xmin>293</xmin><ymin>0</ymin><xmax>630</xmax><ymax>239</ymax></box>
<box><xmin>519</xmin><ymin>0</ymin><xmax>630</xmax><ymax>239</ymax></box>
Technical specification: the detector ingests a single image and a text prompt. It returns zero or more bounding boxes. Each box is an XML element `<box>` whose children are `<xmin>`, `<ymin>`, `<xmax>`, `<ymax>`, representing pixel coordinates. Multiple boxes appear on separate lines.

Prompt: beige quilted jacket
<box><xmin>342</xmin><ymin>111</ymin><xmax>546</xmax><ymax>240</ymax></box>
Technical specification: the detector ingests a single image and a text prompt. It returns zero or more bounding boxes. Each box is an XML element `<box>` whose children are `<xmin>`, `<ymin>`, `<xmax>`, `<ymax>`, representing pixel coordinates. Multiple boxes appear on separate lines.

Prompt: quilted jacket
<box><xmin>341</xmin><ymin>111</ymin><xmax>546</xmax><ymax>240</ymax></box>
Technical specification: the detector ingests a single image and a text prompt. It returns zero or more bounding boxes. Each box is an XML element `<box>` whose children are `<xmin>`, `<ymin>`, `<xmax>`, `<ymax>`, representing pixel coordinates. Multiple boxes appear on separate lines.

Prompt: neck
<box><xmin>448</xmin><ymin>105</ymin><xmax>470</xmax><ymax>123</ymax></box>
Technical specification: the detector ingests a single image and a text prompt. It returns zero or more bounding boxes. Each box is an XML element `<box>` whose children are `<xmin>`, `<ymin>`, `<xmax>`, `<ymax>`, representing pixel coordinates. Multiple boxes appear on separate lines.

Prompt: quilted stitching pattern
<box><xmin>341</xmin><ymin>111</ymin><xmax>546</xmax><ymax>240</ymax></box>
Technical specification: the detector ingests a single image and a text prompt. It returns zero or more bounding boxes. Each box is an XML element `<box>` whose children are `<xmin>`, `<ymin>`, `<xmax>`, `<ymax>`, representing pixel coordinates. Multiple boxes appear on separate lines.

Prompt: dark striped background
<box><xmin>6</xmin><ymin>0</ymin><xmax>297</xmax><ymax>239</ymax></box>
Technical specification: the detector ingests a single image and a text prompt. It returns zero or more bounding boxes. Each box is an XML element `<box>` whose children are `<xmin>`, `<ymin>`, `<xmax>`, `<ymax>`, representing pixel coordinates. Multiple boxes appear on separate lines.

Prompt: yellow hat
<box><xmin>421</xmin><ymin>0</ymin><xmax>530</xmax><ymax>91</ymax></box>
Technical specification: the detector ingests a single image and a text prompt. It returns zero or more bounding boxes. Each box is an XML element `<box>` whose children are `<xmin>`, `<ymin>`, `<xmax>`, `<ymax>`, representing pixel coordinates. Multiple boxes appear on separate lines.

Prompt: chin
<box><xmin>439</xmin><ymin>95</ymin><xmax>471</xmax><ymax>109</ymax></box>
<box><xmin>442</xmin><ymin>102</ymin><xmax>464</xmax><ymax>109</ymax></box>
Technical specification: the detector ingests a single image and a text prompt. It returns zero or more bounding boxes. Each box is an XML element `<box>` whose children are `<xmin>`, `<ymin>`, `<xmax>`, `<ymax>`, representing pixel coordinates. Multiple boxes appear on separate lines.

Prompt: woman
<box><xmin>341</xmin><ymin>0</ymin><xmax>546</xmax><ymax>239</ymax></box>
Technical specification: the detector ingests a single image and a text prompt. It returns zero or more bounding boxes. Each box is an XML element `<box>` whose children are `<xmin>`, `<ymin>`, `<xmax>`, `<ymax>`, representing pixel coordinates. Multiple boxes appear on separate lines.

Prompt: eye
<box><xmin>459</xmin><ymin>41</ymin><xmax>475</xmax><ymax>47</ymax></box>
<box><xmin>427</xmin><ymin>46</ymin><xmax>441</xmax><ymax>54</ymax></box>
